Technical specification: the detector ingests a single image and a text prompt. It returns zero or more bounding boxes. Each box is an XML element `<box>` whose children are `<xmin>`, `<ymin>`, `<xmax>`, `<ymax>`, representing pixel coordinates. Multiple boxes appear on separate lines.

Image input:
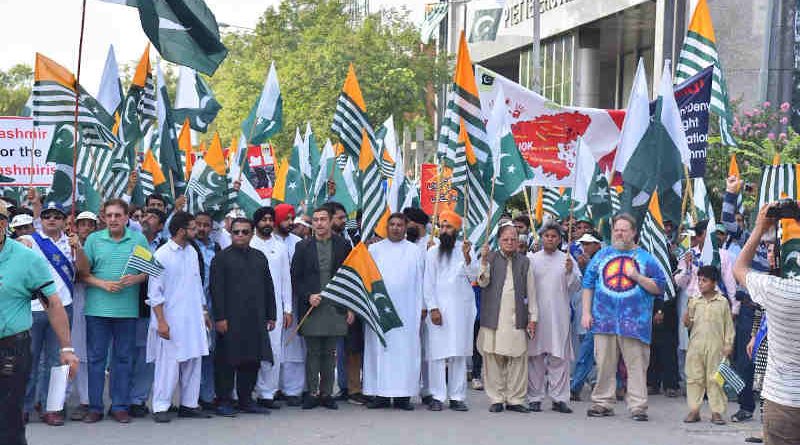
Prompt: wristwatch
<box><xmin>60</xmin><ymin>347</ymin><xmax>75</xmax><ymax>353</ymax></box>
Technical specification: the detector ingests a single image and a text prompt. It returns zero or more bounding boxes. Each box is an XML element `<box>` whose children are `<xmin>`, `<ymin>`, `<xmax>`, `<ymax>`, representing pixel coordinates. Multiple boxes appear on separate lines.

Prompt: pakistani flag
<box><xmin>320</xmin><ymin>243</ymin><xmax>403</xmax><ymax>347</ymax></box>
<box><xmin>420</xmin><ymin>3</ymin><xmax>448</xmax><ymax>44</ymax></box>
<box><xmin>487</xmin><ymin>85</ymin><xmax>534</xmax><ymax>204</ymax></box>
<box><xmin>273</xmin><ymin>128</ymin><xmax>308</xmax><ymax>207</ymax></box>
<box><xmin>103</xmin><ymin>0</ymin><xmax>228</xmax><ymax>75</ymax></box>
<box><xmin>779</xmin><ymin>219</ymin><xmax>800</xmax><ymax>279</ymax></box>
<box><xmin>242</xmin><ymin>61</ymin><xmax>282</xmax><ymax>145</ymax></box>
<box><xmin>173</xmin><ymin>66</ymin><xmax>221</xmax><ymax>132</ymax></box>
<box><xmin>186</xmin><ymin>133</ymin><xmax>232</xmax><ymax>221</ymax></box>
<box><xmin>301</xmin><ymin>123</ymin><xmax>321</xmax><ymax>189</ymax></box>
<box><xmin>693</xmin><ymin>178</ymin><xmax>721</xmax><ymax>268</ymax></box>
<box><xmin>621</xmin><ymin>61</ymin><xmax>691</xmax><ymax>225</ymax></box>
<box><xmin>153</xmin><ymin>63</ymin><xmax>185</xmax><ymax>188</ymax></box>
<box><xmin>45</xmin><ymin>124</ymin><xmax>102</xmax><ymax>213</ymax></box>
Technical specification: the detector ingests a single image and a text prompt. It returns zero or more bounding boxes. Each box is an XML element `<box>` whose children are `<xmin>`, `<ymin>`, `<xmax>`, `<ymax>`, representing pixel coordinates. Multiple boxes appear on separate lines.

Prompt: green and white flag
<box><xmin>153</xmin><ymin>63</ymin><xmax>184</xmax><ymax>189</ymax></box>
<box><xmin>44</xmin><ymin>124</ymin><xmax>102</xmax><ymax>213</ymax></box>
<box><xmin>103</xmin><ymin>0</ymin><xmax>228</xmax><ymax>75</ymax></box>
<box><xmin>621</xmin><ymin>61</ymin><xmax>691</xmax><ymax>225</ymax></box>
<box><xmin>487</xmin><ymin>85</ymin><xmax>534</xmax><ymax>204</ymax></box>
<box><xmin>173</xmin><ymin>66</ymin><xmax>221</xmax><ymax>132</ymax></box>
<box><xmin>310</xmin><ymin>139</ymin><xmax>335</xmax><ymax>208</ymax></box>
<box><xmin>301</xmin><ymin>123</ymin><xmax>321</xmax><ymax>187</ymax></box>
<box><xmin>96</xmin><ymin>45</ymin><xmax>123</xmax><ymax>120</ymax></box>
<box><xmin>242</xmin><ymin>61</ymin><xmax>282</xmax><ymax>145</ymax></box>
<box><xmin>186</xmin><ymin>135</ymin><xmax>232</xmax><ymax>221</ymax></box>
<box><xmin>227</xmin><ymin>134</ymin><xmax>265</xmax><ymax>216</ymax></box>
<box><xmin>125</xmin><ymin>245</ymin><xmax>165</xmax><ymax>277</ymax></box>
<box><xmin>693</xmin><ymin>178</ymin><xmax>721</xmax><ymax>268</ymax></box>
<box><xmin>640</xmin><ymin>194</ymin><xmax>677</xmax><ymax>301</ymax></box>
<box><xmin>420</xmin><ymin>3</ymin><xmax>448</xmax><ymax>44</ymax></box>
<box><xmin>757</xmin><ymin>163</ymin><xmax>797</xmax><ymax>210</ymax></box>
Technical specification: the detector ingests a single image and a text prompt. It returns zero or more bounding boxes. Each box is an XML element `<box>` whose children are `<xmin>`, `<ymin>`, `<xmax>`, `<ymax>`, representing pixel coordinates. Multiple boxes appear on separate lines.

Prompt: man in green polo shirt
<box><xmin>0</xmin><ymin>201</ymin><xmax>78</xmax><ymax>445</ymax></box>
<box><xmin>79</xmin><ymin>199</ymin><xmax>148</xmax><ymax>423</ymax></box>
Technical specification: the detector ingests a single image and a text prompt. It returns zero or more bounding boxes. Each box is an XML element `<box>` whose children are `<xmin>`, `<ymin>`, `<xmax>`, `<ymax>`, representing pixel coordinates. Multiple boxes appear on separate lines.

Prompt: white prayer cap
<box><xmin>76</xmin><ymin>211</ymin><xmax>99</xmax><ymax>222</ymax></box>
<box><xmin>293</xmin><ymin>217</ymin><xmax>311</xmax><ymax>229</ymax></box>
<box><xmin>10</xmin><ymin>214</ymin><xmax>34</xmax><ymax>228</ymax></box>
<box><xmin>577</xmin><ymin>233</ymin><xmax>602</xmax><ymax>244</ymax></box>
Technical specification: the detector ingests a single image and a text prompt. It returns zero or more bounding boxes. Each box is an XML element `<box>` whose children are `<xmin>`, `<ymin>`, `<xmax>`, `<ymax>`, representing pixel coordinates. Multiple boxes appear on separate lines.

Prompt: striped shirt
<box><xmin>746</xmin><ymin>272</ymin><xmax>800</xmax><ymax>407</ymax></box>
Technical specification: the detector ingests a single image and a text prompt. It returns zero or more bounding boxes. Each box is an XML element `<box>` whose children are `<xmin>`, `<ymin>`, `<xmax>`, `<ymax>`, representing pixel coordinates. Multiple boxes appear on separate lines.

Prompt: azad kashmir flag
<box><xmin>675</xmin><ymin>0</ymin><xmax>737</xmax><ymax>147</ymax></box>
<box><xmin>102</xmin><ymin>0</ymin><xmax>228</xmax><ymax>75</ymax></box>
<box><xmin>186</xmin><ymin>133</ymin><xmax>232</xmax><ymax>220</ymax></box>
<box><xmin>621</xmin><ymin>61</ymin><xmax>691</xmax><ymax>225</ymax></box>
<box><xmin>358</xmin><ymin>131</ymin><xmax>391</xmax><ymax>240</ymax></box>
<box><xmin>140</xmin><ymin>148</ymin><xmax>169</xmax><ymax>199</ymax></box>
<box><xmin>320</xmin><ymin>243</ymin><xmax>403</xmax><ymax>347</ymax></box>
<box><xmin>33</xmin><ymin>53</ymin><xmax>130</xmax><ymax>210</ymax></box>
<box><xmin>475</xmin><ymin>65</ymin><xmax>623</xmax><ymax>187</ymax></box>
<box><xmin>332</xmin><ymin>64</ymin><xmax>376</xmax><ymax>160</ymax></box>
<box><xmin>693</xmin><ymin>177</ymin><xmax>721</xmax><ymax>268</ymax></box>
<box><xmin>640</xmin><ymin>192</ymin><xmax>677</xmax><ymax>301</ymax></box>
<box><xmin>728</xmin><ymin>153</ymin><xmax>744</xmax><ymax>215</ymax></box>
<box><xmin>241</xmin><ymin>61</ymin><xmax>282</xmax><ymax>145</ymax></box>
<box><xmin>125</xmin><ymin>245</ymin><xmax>164</xmax><ymax>277</ymax></box>
<box><xmin>173</xmin><ymin>66</ymin><xmax>221</xmax><ymax>132</ymax></box>
<box><xmin>757</xmin><ymin>156</ymin><xmax>799</xmax><ymax>210</ymax></box>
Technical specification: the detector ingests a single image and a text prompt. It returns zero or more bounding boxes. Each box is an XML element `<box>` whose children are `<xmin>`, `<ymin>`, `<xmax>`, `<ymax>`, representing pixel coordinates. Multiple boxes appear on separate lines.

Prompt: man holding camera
<box><xmin>0</xmin><ymin>202</ymin><xmax>78</xmax><ymax>444</ymax></box>
<box><xmin>733</xmin><ymin>202</ymin><xmax>800</xmax><ymax>445</ymax></box>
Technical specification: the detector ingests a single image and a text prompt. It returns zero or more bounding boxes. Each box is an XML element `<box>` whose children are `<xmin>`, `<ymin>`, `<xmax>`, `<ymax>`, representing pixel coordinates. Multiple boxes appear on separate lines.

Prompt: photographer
<box><xmin>733</xmin><ymin>203</ymin><xmax>800</xmax><ymax>445</ymax></box>
<box><xmin>0</xmin><ymin>202</ymin><xmax>78</xmax><ymax>445</ymax></box>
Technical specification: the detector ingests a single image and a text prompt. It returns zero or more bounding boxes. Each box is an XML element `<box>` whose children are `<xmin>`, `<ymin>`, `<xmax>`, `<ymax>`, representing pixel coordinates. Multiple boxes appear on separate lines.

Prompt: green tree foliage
<box><xmin>0</xmin><ymin>64</ymin><xmax>33</xmax><ymax>116</ymax></box>
<box><xmin>207</xmin><ymin>0</ymin><xmax>448</xmax><ymax>156</ymax></box>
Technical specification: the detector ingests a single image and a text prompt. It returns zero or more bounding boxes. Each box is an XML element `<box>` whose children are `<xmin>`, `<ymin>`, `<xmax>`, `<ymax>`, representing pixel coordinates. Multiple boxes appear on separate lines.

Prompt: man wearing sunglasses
<box><xmin>19</xmin><ymin>202</ymin><xmax>88</xmax><ymax>426</ymax></box>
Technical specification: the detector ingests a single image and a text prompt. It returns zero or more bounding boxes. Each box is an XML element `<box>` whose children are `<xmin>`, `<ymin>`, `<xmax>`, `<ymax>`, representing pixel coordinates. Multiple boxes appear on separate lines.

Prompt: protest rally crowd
<box><xmin>2</xmin><ymin>1</ymin><xmax>800</xmax><ymax>445</ymax></box>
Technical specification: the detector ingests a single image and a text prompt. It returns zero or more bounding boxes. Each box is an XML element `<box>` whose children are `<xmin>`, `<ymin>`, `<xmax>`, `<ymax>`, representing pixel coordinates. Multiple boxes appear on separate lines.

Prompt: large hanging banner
<box><xmin>660</xmin><ymin>66</ymin><xmax>713</xmax><ymax>177</ymax></box>
<box><xmin>0</xmin><ymin>116</ymin><xmax>55</xmax><ymax>186</ymax></box>
<box><xmin>475</xmin><ymin>65</ymin><xmax>624</xmax><ymax>187</ymax></box>
<box><xmin>420</xmin><ymin>163</ymin><xmax>457</xmax><ymax>216</ymax></box>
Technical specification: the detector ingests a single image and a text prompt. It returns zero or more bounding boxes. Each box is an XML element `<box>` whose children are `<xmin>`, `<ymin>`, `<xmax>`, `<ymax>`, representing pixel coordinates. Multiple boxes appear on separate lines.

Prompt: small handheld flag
<box><xmin>125</xmin><ymin>245</ymin><xmax>164</xmax><ymax>277</ymax></box>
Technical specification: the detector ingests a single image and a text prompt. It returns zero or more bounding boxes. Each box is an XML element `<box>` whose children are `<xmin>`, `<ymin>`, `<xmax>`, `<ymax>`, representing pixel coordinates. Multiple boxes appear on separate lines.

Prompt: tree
<box><xmin>207</xmin><ymin>0</ymin><xmax>449</xmax><ymax>156</ymax></box>
<box><xmin>0</xmin><ymin>64</ymin><xmax>33</xmax><ymax>116</ymax></box>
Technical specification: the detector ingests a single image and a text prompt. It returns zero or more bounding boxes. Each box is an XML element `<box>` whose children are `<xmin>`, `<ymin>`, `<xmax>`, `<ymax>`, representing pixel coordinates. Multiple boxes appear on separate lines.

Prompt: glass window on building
<box><xmin>539</xmin><ymin>33</ymin><xmax>575</xmax><ymax>105</ymax></box>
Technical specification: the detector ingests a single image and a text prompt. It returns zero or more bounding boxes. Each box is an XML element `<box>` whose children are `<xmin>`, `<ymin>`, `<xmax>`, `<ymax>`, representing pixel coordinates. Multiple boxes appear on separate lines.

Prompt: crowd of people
<box><xmin>0</xmin><ymin>173</ymin><xmax>799</xmax><ymax>445</ymax></box>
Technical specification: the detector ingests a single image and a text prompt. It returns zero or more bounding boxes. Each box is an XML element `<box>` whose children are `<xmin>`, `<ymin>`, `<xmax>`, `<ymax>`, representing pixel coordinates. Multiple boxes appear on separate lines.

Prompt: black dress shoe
<box><xmin>178</xmin><ymin>406</ymin><xmax>212</xmax><ymax>419</ymax></box>
<box><xmin>302</xmin><ymin>394</ymin><xmax>319</xmax><ymax>410</ymax></box>
<box><xmin>286</xmin><ymin>396</ymin><xmax>302</xmax><ymax>407</ymax></box>
<box><xmin>198</xmin><ymin>400</ymin><xmax>216</xmax><ymax>412</ymax></box>
<box><xmin>528</xmin><ymin>401</ymin><xmax>542</xmax><ymax>412</ymax></box>
<box><xmin>152</xmin><ymin>411</ymin><xmax>172</xmax><ymax>423</ymax></box>
<box><xmin>320</xmin><ymin>396</ymin><xmax>339</xmax><ymax>410</ymax></box>
<box><xmin>505</xmin><ymin>404</ymin><xmax>530</xmax><ymax>413</ymax></box>
<box><xmin>421</xmin><ymin>395</ymin><xmax>434</xmax><ymax>406</ymax></box>
<box><xmin>449</xmin><ymin>400</ymin><xmax>469</xmax><ymax>412</ymax></box>
<box><xmin>257</xmin><ymin>398</ymin><xmax>281</xmax><ymax>409</ymax></box>
<box><xmin>488</xmin><ymin>403</ymin><xmax>504</xmax><ymax>413</ymax></box>
<box><xmin>552</xmin><ymin>401</ymin><xmax>573</xmax><ymax>414</ymax></box>
<box><xmin>631</xmin><ymin>411</ymin><xmax>648</xmax><ymax>421</ymax></box>
<box><xmin>334</xmin><ymin>389</ymin><xmax>349</xmax><ymax>401</ymax></box>
<box><xmin>367</xmin><ymin>397</ymin><xmax>391</xmax><ymax>409</ymax></box>
<box><xmin>428</xmin><ymin>399</ymin><xmax>443</xmax><ymax>411</ymax></box>
<box><xmin>393</xmin><ymin>397</ymin><xmax>414</xmax><ymax>411</ymax></box>
<box><xmin>128</xmin><ymin>403</ymin><xmax>149</xmax><ymax>418</ymax></box>
<box><xmin>239</xmin><ymin>402</ymin><xmax>270</xmax><ymax>414</ymax></box>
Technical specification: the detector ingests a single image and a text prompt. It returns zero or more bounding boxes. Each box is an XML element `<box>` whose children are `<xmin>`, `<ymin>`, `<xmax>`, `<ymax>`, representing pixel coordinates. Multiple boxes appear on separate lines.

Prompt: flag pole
<box><xmin>71</xmin><ymin>0</ymin><xmax>88</xmax><ymax>221</ymax></box>
<box><xmin>284</xmin><ymin>306</ymin><xmax>314</xmax><ymax>345</ymax></box>
<box><xmin>677</xmin><ymin>165</ymin><xmax>692</xmax><ymax>238</ymax></box>
<box><xmin>484</xmin><ymin>174</ymin><xmax>497</xmax><ymax>246</ymax></box>
<box><xmin>522</xmin><ymin>185</ymin><xmax>538</xmax><ymax>243</ymax></box>
<box><xmin>431</xmin><ymin>158</ymin><xmax>443</xmax><ymax>238</ymax></box>
<box><xmin>567</xmin><ymin>192</ymin><xmax>575</xmax><ymax>245</ymax></box>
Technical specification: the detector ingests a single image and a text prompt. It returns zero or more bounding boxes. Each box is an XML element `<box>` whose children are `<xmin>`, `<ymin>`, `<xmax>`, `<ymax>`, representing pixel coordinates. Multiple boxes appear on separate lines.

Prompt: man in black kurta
<box><xmin>211</xmin><ymin>218</ymin><xmax>276</xmax><ymax>416</ymax></box>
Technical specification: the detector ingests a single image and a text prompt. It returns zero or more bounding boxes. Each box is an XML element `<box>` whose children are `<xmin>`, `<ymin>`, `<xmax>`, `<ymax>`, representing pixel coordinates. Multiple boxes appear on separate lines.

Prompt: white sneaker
<box><xmin>471</xmin><ymin>378</ymin><xmax>484</xmax><ymax>390</ymax></box>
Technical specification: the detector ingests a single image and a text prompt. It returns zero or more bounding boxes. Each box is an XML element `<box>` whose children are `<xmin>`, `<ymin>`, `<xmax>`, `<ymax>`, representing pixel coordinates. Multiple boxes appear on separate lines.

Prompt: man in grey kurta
<box><xmin>526</xmin><ymin>222</ymin><xmax>580</xmax><ymax>413</ymax></box>
<box><xmin>477</xmin><ymin>224</ymin><xmax>538</xmax><ymax>413</ymax></box>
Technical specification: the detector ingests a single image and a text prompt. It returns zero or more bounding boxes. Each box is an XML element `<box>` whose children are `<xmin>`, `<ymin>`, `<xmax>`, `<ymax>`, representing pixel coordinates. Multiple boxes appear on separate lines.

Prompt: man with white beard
<box><xmin>422</xmin><ymin>211</ymin><xmax>477</xmax><ymax>412</ymax></box>
<box><xmin>271</xmin><ymin>204</ymin><xmax>305</xmax><ymax>406</ymax></box>
<box><xmin>250</xmin><ymin>207</ymin><xmax>292</xmax><ymax>409</ymax></box>
<box><xmin>365</xmin><ymin>213</ymin><xmax>425</xmax><ymax>410</ymax></box>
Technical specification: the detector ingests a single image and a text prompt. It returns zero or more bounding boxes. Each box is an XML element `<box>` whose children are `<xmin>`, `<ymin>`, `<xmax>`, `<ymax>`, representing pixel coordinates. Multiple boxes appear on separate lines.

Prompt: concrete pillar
<box><xmin>575</xmin><ymin>29</ymin><xmax>601</xmax><ymax>108</ymax></box>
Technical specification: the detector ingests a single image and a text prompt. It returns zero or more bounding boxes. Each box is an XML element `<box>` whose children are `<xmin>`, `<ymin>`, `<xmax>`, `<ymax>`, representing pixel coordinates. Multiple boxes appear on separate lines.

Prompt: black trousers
<box><xmin>1</xmin><ymin>332</ymin><xmax>32</xmax><ymax>445</ymax></box>
<box><xmin>647</xmin><ymin>301</ymin><xmax>679</xmax><ymax>390</ymax></box>
<box><xmin>214</xmin><ymin>357</ymin><xmax>259</xmax><ymax>406</ymax></box>
<box><xmin>472</xmin><ymin>319</ymin><xmax>482</xmax><ymax>378</ymax></box>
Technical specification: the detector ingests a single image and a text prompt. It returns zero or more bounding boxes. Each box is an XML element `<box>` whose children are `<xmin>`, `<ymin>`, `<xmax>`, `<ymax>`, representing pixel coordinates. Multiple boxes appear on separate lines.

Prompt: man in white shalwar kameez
<box><xmin>272</xmin><ymin>204</ymin><xmax>305</xmax><ymax>406</ymax></box>
<box><xmin>526</xmin><ymin>221</ymin><xmax>581</xmax><ymax>414</ymax></box>
<box><xmin>423</xmin><ymin>211</ymin><xmax>477</xmax><ymax>412</ymax></box>
<box><xmin>147</xmin><ymin>213</ymin><xmax>210</xmax><ymax>422</ymax></box>
<box><xmin>250</xmin><ymin>207</ymin><xmax>293</xmax><ymax>408</ymax></box>
<box><xmin>365</xmin><ymin>213</ymin><xmax>425</xmax><ymax>410</ymax></box>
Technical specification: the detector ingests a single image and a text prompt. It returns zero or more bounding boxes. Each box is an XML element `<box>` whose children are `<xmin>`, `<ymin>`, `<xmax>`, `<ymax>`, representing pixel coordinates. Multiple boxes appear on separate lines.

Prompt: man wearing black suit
<box><xmin>291</xmin><ymin>206</ymin><xmax>353</xmax><ymax>410</ymax></box>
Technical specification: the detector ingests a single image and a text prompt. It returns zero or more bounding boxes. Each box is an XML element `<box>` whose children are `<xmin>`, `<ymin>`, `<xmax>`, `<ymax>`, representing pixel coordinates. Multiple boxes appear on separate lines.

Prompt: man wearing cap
<box><xmin>365</xmin><ymin>213</ymin><xmax>425</xmax><ymax>410</ymax></box>
<box><xmin>0</xmin><ymin>201</ymin><xmax>79</xmax><ymax>444</ymax></box>
<box><xmin>19</xmin><ymin>201</ymin><xmax>87</xmax><ymax>426</ymax></box>
<box><xmin>292</xmin><ymin>216</ymin><xmax>312</xmax><ymax>239</ymax></box>
<box><xmin>67</xmin><ymin>211</ymin><xmax>98</xmax><ymax>420</ymax></box>
<box><xmin>272</xmin><ymin>204</ymin><xmax>306</xmax><ymax>406</ymax></box>
<box><xmin>570</xmin><ymin>231</ymin><xmax>603</xmax><ymax>401</ymax></box>
<box><xmin>568</xmin><ymin>218</ymin><xmax>594</xmax><ymax>260</ymax></box>
<box><xmin>10</xmin><ymin>214</ymin><xmax>35</xmax><ymax>238</ymax></box>
<box><xmin>250</xmin><ymin>207</ymin><xmax>292</xmax><ymax>409</ymax></box>
<box><xmin>527</xmin><ymin>221</ymin><xmax>581</xmax><ymax>414</ymax></box>
<box><xmin>422</xmin><ymin>210</ymin><xmax>477</xmax><ymax>412</ymax></box>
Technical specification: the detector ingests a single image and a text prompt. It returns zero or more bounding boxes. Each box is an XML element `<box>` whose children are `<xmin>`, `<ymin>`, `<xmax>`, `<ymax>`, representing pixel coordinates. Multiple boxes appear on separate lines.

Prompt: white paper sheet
<box><xmin>46</xmin><ymin>365</ymin><xmax>70</xmax><ymax>412</ymax></box>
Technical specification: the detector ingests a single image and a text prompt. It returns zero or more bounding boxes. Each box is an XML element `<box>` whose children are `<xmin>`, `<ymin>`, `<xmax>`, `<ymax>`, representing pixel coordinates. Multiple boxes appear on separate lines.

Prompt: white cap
<box><xmin>225</xmin><ymin>208</ymin><xmax>246</xmax><ymax>219</ymax></box>
<box><xmin>577</xmin><ymin>233</ymin><xmax>602</xmax><ymax>244</ymax></box>
<box><xmin>10</xmin><ymin>214</ymin><xmax>34</xmax><ymax>228</ymax></box>
<box><xmin>293</xmin><ymin>216</ymin><xmax>311</xmax><ymax>228</ymax></box>
<box><xmin>76</xmin><ymin>211</ymin><xmax>99</xmax><ymax>222</ymax></box>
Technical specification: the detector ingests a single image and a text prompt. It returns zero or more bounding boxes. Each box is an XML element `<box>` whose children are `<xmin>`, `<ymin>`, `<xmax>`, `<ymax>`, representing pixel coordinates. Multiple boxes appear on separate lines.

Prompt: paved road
<box><xmin>28</xmin><ymin>391</ymin><xmax>760</xmax><ymax>445</ymax></box>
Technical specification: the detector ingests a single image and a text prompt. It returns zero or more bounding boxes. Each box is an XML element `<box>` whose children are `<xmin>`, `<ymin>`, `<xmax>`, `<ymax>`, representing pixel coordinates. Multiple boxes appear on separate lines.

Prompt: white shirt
<box><xmin>746</xmin><ymin>272</ymin><xmax>800</xmax><ymax>408</ymax></box>
<box><xmin>273</xmin><ymin>232</ymin><xmax>302</xmax><ymax>260</ymax></box>
<box><xmin>146</xmin><ymin>239</ymin><xmax>209</xmax><ymax>362</ymax></box>
<box><xmin>21</xmin><ymin>231</ymin><xmax>74</xmax><ymax>310</ymax></box>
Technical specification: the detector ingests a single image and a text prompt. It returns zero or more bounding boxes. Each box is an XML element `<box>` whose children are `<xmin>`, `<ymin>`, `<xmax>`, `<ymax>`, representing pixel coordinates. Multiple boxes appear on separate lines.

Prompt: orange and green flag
<box><xmin>358</xmin><ymin>130</ymin><xmax>391</xmax><ymax>240</ymax></box>
<box><xmin>186</xmin><ymin>132</ymin><xmax>231</xmax><ymax>220</ymax></box>
<box><xmin>640</xmin><ymin>192</ymin><xmax>676</xmax><ymax>301</ymax></box>
<box><xmin>331</xmin><ymin>63</ymin><xmax>375</xmax><ymax>160</ymax></box>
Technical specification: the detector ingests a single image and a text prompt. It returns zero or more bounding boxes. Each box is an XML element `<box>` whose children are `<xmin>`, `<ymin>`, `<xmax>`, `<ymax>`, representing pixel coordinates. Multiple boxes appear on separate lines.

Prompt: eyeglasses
<box><xmin>42</xmin><ymin>213</ymin><xmax>65</xmax><ymax>220</ymax></box>
<box><xmin>232</xmin><ymin>229</ymin><xmax>251</xmax><ymax>235</ymax></box>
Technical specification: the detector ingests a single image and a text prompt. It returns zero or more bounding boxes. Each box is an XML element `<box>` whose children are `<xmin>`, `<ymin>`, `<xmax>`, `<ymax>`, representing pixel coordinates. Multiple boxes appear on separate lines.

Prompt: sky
<box><xmin>0</xmin><ymin>0</ymin><xmax>424</xmax><ymax>96</ymax></box>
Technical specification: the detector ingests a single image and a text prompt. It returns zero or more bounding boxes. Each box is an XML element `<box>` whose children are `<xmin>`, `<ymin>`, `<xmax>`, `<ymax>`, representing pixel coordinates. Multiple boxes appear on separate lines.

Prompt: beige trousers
<box><xmin>591</xmin><ymin>334</ymin><xmax>650</xmax><ymax>413</ymax></box>
<box><xmin>482</xmin><ymin>352</ymin><xmax>527</xmax><ymax>406</ymax></box>
<box><xmin>685</xmin><ymin>345</ymin><xmax>726</xmax><ymax>414</ymax></box>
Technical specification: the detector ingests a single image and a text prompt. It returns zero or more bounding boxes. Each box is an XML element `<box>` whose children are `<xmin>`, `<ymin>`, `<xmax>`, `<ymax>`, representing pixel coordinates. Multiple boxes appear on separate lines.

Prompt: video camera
<box><xmin>766</xmin><ymin>199</ymin><xmax>800</xmax><ymax>220</ymax></box>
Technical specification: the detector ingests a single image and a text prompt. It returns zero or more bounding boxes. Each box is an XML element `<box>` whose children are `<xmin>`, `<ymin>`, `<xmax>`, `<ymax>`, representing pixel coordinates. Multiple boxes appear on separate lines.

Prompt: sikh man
<box><xmin>250</xmin><ymin>207</ymin><xmax>293</xmax><ymax>409</ymax></box>
<box><xmin>477</xmin><ymin>223</ymin><xmax>538</xmax><ymax>413</ymax></box>
<box><xmin>526</xmin><ymin>221</ymin><xmax>581</xmax><ymax>413</ymax></box>
<box><xmin>365</xmin><ymin>213</ymin><xmax>425</xmax><ymax>410</ymax></box>
<box><xmin>582</xmin><ymin>214</ymin><xmax>666</xmax><ymax>421</ymax></box>
<box><xmin>422</xmin><ymin>211</ymin><xmax>477</xmax><ymax>412</ymax></box>
<box><xmin>272</xmin><ymin>204</ymin><xmax>306</xmax><ymax>406</ymax></box>
<box><xmin>147</xmin><ymin>212</ymin><xmax>210</xmax><ymax>422</ymax></box>
<box><xmin>211</xmin><ymin>218</ymin><xmax>277</xmax><ymax>416</ymax></box>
